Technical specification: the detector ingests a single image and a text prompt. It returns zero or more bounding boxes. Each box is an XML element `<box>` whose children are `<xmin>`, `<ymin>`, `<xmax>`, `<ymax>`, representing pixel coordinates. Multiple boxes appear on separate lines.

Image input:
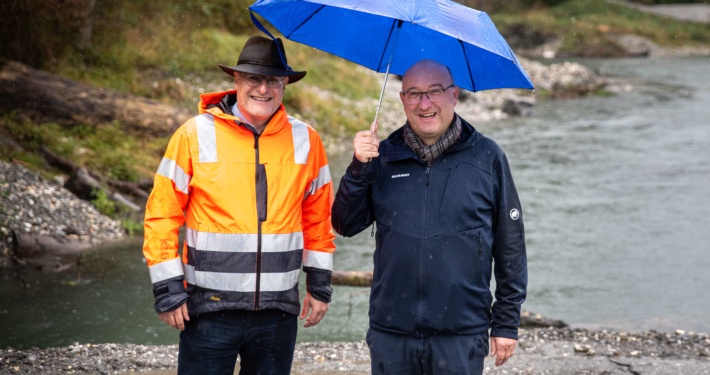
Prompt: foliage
<box><xmin>630</xmin><ymin>0</ymin><xmax>707</xmax><ymax>4</ymax></box>
<box><xmin>121</xmin><ymin>219</ymin><xmax>144</xmax><ymax>236</ymax></box>
<box><xmin>0</xmin><ymin>0</ymin><xmax>90</xmax><ymax>67</ymax></box>
<box><xmin>91</xmin><ymin>189</ymin><xmax>116</xmax><ymax>217</ymax></box>
<box><xmin>0</xmin><ymin>114</ymin><xmax>168</xmax><ymax>181</ymax></box>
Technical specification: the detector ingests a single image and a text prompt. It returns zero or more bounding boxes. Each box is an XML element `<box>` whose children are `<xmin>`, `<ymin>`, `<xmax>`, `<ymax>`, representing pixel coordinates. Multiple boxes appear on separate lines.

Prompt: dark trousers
<box><xmin>178</xmin><ymin>309</ymin><xmax>298</xmax><ymax>375</ymax></box>
<box><xmin>366</xmin><ymin>328</ymin><xmax>489</xmax><ymax>375</ymax></box>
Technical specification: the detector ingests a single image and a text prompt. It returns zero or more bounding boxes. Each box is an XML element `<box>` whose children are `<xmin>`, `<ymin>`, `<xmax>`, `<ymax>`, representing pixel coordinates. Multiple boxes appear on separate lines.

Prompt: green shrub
<box><xmin>121</xmin><ymin>219</ymin><xmax>144</xmax><ymax>236</ymax></box>
<box><xmin>91</xmin><ymin>189</ymin><xmax>116</xmax><ymax>216</ymax></box>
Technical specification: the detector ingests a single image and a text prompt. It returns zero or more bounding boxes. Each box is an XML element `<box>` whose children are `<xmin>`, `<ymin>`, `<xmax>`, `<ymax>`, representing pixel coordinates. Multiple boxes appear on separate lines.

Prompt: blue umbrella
<box><xmin>249</xmin><ymin>0</ymin><xmax>534</xmax><ymax>123</ymax></box>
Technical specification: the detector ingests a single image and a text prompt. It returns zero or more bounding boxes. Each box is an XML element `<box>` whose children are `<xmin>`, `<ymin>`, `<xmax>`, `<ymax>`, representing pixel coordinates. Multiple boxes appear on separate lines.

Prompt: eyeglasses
<box><xmin>241</xmin><ymin>74</ymin><xmax>286</xmax><ymax>88</ymax></box>
<box><xmin>402</xmin><ymin>84</ymin><xmax>455</xmax><ymax>104</ymax></box>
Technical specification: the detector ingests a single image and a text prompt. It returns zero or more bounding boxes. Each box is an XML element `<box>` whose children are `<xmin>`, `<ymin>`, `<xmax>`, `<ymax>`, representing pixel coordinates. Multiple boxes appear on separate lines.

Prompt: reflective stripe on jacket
<box><xmin>332</xmin><ymin>117</ymin><xmax>527</xmax><ymax>340</ymax></box>
<box><xmin>143</xmin><ymin>90</ymin><xmax>335</xmax><ymax>316</ymax></box>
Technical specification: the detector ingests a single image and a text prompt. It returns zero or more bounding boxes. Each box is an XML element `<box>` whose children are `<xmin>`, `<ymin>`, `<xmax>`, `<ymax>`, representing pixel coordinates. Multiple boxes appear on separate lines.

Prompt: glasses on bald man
<box><xmin>402</xmin><ymin>84</ymin><xmax>455</xmax><ymax>105</ymax></box>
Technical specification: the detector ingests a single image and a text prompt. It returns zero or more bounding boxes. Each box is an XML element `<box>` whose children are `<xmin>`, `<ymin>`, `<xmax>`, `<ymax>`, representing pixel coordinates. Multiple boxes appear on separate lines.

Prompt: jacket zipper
<box><xmin>254</xmin><ymin>132</ymin><xmax>262</xmax><ymax>310</ymax></box>
<box><xmin>416</xmin><ymin>162</ymin><xmax>432</xmax><ymax>332</ymax></box>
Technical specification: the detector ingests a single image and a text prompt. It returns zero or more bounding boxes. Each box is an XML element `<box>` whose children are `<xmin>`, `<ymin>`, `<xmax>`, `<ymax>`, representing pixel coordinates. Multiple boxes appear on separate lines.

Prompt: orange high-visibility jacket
<box><xmin>143</xmin><ymin>90</ymin><xmax>335</xmax><ymax>315</ymax></box>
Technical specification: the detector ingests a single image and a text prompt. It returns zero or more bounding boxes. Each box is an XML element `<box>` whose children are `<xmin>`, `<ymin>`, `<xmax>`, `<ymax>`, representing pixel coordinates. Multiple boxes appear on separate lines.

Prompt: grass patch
<box><xmin>0</xmin><ymin>114</ymin><xmax>168</xmax><ymax>182</ymax></box>
<box><xmin>285</xmin><ymin>85</ymin><xmax>374</xmax><ymax>140</ymax></box>
<box><xmin>121</xmin><ymin>219</ymin><xmax>144</xmax><ymax>237</ymax></box>
<box><xmin>91</xmin><ymin>189</ymin><xmax>116</xmax><ymax>217</ymax></box>
<box><xmin>49</xmin><ymin>0</ymin><xmax>380</xmax><ymax>124</ymax></box>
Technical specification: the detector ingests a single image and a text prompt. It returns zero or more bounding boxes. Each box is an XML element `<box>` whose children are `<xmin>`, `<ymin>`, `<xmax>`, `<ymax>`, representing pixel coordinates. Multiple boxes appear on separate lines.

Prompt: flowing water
<box><xmin>1</xmin><ymin>57</ymin><xmax>709</xmax><ymax>350</ymax></box>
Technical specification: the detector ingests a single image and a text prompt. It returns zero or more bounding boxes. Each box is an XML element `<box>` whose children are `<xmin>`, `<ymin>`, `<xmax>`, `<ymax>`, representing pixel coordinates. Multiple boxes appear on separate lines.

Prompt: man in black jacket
<box><xmin>332</xmin><ymin>59</ymin><xmax>527</xmax><ymax>374</ymax></box>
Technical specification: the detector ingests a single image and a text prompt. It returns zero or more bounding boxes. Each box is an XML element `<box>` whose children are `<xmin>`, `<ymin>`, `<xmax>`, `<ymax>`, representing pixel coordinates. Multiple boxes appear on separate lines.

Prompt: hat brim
<box><xmin>218</xmin><ymin>64</ymin><xmax>306</xmax><ymax>84</ymax></box>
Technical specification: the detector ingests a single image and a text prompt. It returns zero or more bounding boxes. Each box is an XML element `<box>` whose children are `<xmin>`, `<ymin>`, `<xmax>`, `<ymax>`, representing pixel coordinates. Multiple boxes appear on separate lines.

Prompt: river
<box><xmin>1</xmin><ymin>57</ymin><xmax>708</xmax><ymax>350</ymax></box>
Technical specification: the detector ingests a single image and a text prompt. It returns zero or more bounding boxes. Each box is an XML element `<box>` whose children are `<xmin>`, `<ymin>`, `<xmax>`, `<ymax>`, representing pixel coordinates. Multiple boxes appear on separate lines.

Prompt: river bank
<box><xmin>2</xmin><ymin>328</ymin><xmax>708</xmax><ymax>374</ymax></box>
<box><xmin>0</xmin><ymin>161</ymin><xmax>125</xmax><ymax>267</ymax></box>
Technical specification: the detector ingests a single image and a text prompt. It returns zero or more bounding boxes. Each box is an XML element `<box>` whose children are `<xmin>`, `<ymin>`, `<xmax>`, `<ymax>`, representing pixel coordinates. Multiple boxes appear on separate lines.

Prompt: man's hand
<box><xmin>354</xmin><ymin>121</ymin><xmax>380</xmax><ymax>163</ymax></box>
<box><xmin>158</xmin><ymin>303</ymin><xmax>189</xmax><ymax>331</ymax></box>
<box><xmin>300</xmin><ymin>292</ymin><xmax>330</xmax><ymax>328</ymax></box>
<box><xmin>490</xmin><ymin>336</ymin><xmax>517</xmax><ymax>367</ymax></box>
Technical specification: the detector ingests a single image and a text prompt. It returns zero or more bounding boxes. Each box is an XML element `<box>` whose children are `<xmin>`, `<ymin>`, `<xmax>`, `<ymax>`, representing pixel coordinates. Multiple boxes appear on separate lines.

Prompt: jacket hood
<box><xmin>197</xmin><ymin>90</ymin><xmax>288</xmax><ymax>136</ymax></box>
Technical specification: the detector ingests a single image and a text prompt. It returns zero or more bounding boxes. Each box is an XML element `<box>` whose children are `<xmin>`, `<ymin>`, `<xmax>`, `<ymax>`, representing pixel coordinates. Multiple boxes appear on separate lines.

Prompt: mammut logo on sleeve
<box><xmin>391</xmin><ymin>174</ymin><xmax>410</xmax><ymax>179</ymax></box>
<box><xmin>210</xmin><ymin>296</ymin><xmax>221</xmax><ymax>301</ymax></box>
<box><xmin>510</xmin><ymin>208</ymin><xmax>520</xmax><ymax>220</ymax></box>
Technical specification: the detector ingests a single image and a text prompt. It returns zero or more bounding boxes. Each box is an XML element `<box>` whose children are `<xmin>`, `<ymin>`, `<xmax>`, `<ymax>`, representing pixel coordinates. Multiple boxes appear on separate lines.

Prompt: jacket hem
<box><xmin>369</xmin><ymin>322</ymin><xmax>491</xmax><ymax>337</ymax></box>
<box><xmin>188</xmin><ymin>302</ymin><xmax>300</xmax><ymax>317</ymax></box>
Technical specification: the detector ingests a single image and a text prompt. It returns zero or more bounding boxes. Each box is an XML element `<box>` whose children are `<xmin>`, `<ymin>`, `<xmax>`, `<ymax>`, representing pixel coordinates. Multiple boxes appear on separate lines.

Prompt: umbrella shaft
<box><xmin>374</xmin><ymin>20</ymin><xmax>403</xmax><ymax>126</ymax></box>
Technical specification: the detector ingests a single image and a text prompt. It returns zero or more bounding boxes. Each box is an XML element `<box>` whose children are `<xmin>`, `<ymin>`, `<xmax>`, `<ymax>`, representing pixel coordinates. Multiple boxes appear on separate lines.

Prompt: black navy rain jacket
<box><xmin>332</xmin><ymin>117</ymin><xmax>527</xmax><ymax>339</ymax></box>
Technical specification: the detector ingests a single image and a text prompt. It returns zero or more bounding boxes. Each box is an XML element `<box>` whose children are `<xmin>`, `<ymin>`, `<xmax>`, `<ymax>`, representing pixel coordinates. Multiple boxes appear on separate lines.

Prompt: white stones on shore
<box><xmin>2</xmin><ymin>328</ymin><xmax>710</xmax><ymax>374</ymax></box>
<box><xmin>0</xmin><ymin>161</ymin><xmax>124</xmax><ymax>256</ymax></box>
<box><xmin>292</xmin><ymin>341</ymin><xmax>371</xmax><ymax>374</ymax></box>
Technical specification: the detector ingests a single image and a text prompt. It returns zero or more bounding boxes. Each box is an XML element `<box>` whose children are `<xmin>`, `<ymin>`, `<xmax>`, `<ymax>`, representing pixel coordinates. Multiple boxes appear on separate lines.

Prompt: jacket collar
<box><xmin>198</xmin><ymin>90</ymin><xmax>288</xmax><ymax>136</ymax></box>
<box><xmin>383</xmin><ymin>114</ymin><xmax>479</xmax><ymax>164</ymax></box>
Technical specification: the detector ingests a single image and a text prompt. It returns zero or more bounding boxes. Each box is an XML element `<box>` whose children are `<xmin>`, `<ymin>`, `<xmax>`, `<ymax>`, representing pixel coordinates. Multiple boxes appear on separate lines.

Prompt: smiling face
<box><xmin>234</xmin><ymin>72</ymin><xmax>288</xmax><ymax>129</ymax></box>
<box><xmin>400</xmin><ymin>60</ymin><xmax>459</xmax><ymax>145</ymax></box>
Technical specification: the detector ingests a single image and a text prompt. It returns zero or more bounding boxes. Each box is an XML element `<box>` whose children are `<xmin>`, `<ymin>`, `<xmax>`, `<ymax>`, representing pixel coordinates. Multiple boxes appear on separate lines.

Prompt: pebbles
<box><xmin>516</xmin><ymin>327</ymin><xmax>710</xmax><ymax>360</ymax></box>
<box><xmin>2</xmin><ymin>329</ymin><xmax>710</xmax><ymax>374</ymax></box>
<box><xmin>292</xmin><ymin>341</ymin><xmax>371</xmax><ymax>374</ymax></box>
<box><xmin>0</xmin><ymin>343</ymin><xmax>178</xmax><ymax>375</ymax></box>
<box><xmin>0</xmin><ymin>161</ymin><xmax>124</xmax><ymax>257</ymax></box>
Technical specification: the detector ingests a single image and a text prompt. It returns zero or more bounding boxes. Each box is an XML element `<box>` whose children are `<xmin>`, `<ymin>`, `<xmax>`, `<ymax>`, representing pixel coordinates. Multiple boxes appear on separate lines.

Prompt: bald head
<box><xmin>398</xmin><ymin>59</ymin><xmax>459</xmax><ymax>146</ymax></box>
<box><xmin>402</xmin><ymin>59</ymin><xmax>454</xmax><ymax>92</ymax></box>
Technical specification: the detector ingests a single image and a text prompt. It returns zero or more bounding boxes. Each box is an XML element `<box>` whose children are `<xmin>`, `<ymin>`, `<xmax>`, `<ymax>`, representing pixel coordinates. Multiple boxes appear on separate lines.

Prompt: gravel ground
<box><xmin>2</xmin><ymin>328</ymin><xmax>709</xmax><ymax>374</ymax></box>
<box><xmin>0</xmin><ymin>161</ymin><xmax>124</xmax><ymax>258</ymax></box>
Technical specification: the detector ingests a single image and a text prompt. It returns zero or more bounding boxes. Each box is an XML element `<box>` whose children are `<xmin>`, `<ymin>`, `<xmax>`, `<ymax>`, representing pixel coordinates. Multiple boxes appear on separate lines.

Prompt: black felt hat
<box><xmin>218</xmin><ymin>36</ymin><xmax>306</xmax><ymax>84</ymax></box>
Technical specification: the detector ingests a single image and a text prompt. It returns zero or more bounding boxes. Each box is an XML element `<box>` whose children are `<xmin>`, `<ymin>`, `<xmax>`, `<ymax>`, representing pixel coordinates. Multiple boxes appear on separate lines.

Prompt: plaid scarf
<box><xmin>403</xmin><ymin>114</ymin><xmax>462</xmax><ymax>165</ymax></box>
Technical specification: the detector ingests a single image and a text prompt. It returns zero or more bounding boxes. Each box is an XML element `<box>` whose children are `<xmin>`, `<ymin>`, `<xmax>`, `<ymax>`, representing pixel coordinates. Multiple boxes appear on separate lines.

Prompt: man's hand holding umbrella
<box><xmin>354</xmin><ymin>121</ymin><xmax>380</xmax><ymax>163</ymax></box>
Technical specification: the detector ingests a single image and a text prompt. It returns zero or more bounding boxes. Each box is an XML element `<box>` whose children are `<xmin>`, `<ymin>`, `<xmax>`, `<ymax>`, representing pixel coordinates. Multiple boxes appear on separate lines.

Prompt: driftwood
<box><xmin>61</xmin><ymin>167</ymin><xmax>141</xmax><ymax>211</ymax></box>
<box><xmin>64</xmin><ymin>167</ymin><xmax>102</xmax><ymax>201</ymax></box>
<box><xmin>107</xmin><ymin>178</ymin><xmax>150</xmax><ymax>199</ymax></box>
<box><xmin>12</xmin><ymin>229</ymin><xmax>92</xmax><ymax>258</ymax></box>
<box><xmin>0</xmin><ymin>61</ymin><xmax>192</xmax><ymax>137</ymax></box>
<box><xmin>40</xmin><ymin>144</ymin><xmax>78</xmax><ymax>173</ymax></box>
<box><xmin>135</xmin><ymin>178</ymin><xmax>154</xmax><ymax>191</ymax></box>
<box><xmin>331</xmin><ymin>270</ymin><xmax>373</xmax><ymax>287</ymax></box>
<box><xmin>41</xmin><ymin>144</ymin><xmax>149</xmax><ymax>204</ymax></box>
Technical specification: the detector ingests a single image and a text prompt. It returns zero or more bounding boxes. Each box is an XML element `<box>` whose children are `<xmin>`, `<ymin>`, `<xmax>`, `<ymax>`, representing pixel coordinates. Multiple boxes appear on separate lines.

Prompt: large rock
<box><xmin>502</xmin><ymin>96</ymin><xmax>536</xmax><ymax>117</ymax></box>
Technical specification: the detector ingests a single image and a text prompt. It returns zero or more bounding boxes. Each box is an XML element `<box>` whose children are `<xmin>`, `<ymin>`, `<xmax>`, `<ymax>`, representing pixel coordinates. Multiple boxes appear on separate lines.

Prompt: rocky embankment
<box><xmin>2</xmin><ymin>329</ymin><xmax>709</xmax><ymax>374</ymax></box>
<box><xmin>0</xmin><ymin>161</ymin><xmax>124</xmax><ymax>266</ymax></box>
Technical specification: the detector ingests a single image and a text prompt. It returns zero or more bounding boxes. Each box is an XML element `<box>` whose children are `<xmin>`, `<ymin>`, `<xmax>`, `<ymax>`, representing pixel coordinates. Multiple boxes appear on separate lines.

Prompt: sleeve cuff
<box><xmin>153</xmin><ymin>278</ymin><xmax>188</xmax><ymax>313</ymax></box>
<box><xmin>490</xmin><ymin>328</ymin><xmax>519</xmax><ymax>340</ymax></box>
<box><xmin>306</xmin><ymin>270</ymin><xmax>333</xmax><ymax>303</ymax></box>
<box><xmin>348</xmin><ymin>154</ymin><xmax>368</xmax><ymax>181</ymax></box>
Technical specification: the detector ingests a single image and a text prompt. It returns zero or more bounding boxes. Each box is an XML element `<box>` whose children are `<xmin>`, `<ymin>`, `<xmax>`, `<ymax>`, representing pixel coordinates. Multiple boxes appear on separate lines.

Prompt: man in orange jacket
<box><xmin>143</xmin><ymin>36</ymin><xmax>336</xmax><ymax>375</ymax></box>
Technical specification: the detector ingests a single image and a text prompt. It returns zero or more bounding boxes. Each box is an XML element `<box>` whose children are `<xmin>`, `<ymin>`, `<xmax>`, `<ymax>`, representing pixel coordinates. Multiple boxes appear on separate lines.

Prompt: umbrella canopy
<box><xmin>249</xmin><ymin>0</ymin><xmax>534</xmax><ymax>93</ymax></box>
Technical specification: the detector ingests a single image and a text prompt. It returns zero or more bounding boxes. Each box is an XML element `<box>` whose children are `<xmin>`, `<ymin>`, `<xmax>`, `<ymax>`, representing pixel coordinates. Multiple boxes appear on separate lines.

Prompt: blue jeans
<box><xmin>366</xmin><ymin>328</ymin><xmax>489</xmax><ymax>375</ymax></box>
<box><xmin>178</xmin><ymin>309</ymin><xmax>297</xmax><ymax>375</ymax></box>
